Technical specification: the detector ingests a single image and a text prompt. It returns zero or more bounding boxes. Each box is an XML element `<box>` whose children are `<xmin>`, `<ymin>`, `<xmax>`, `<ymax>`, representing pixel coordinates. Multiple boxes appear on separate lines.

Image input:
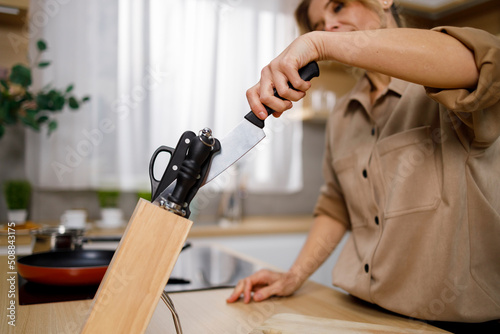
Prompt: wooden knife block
<box><xmin>81</xmin><ymin>198</ymin><xmax>192</xmax><ymax>334</ymax></box>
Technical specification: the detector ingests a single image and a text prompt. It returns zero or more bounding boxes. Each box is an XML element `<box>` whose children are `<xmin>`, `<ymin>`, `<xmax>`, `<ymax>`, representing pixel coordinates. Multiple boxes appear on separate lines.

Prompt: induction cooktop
<box><xmin>164</xmin><ymin>244</ymin><xmax>261</xmax><ymax>293</ymax></box>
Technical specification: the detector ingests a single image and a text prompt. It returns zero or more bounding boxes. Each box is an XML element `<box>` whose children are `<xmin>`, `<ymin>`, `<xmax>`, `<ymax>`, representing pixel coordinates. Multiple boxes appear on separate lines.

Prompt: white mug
<box><xmin>100</xmin><ymin>208</ymin><xmax>123</xmax><ymax>228</ymax></box>
<box><xmin>61</xmin><ymin>209</ymin><xmax>87</xmax><ymax>228</ymax></box>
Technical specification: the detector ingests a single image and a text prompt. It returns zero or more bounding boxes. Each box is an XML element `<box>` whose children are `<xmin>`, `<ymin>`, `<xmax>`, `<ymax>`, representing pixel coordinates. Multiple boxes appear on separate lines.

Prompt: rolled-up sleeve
<box><xmin>426</xmin><ymin>26</ymin><xmax>500</xmax><ymax>146</ymax></box>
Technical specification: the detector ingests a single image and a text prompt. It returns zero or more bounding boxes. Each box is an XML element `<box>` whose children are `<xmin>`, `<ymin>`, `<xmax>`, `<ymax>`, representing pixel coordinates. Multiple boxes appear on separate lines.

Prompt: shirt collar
<box><xmin>345</xmin><ymin>75</ymin><xmax>409</xmax><ymax>115</ymax></box>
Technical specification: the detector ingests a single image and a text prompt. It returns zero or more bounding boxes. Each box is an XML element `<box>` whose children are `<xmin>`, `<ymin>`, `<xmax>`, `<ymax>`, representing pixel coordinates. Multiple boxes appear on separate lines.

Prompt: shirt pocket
<box><xmin>333</xmin><ymin>153</ymin><xmax>369</xmax><ymax>228</ymax></box>
<box><xmin>376</xmin><ymin>126</ymin><xmax>441</xmax><ymax>218</ymax></box>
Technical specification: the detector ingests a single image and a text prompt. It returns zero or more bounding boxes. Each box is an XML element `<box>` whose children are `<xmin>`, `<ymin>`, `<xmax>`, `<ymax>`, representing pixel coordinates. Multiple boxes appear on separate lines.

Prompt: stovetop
<box><xmin>18</xmin><ymin>275</ymin><xmax>98</xmax><ymax>305</ymax></box>
<box><xmin>17</xmin><ymin>243</ymin><xmax>260</xmax><ymax>305</ymax></box>
<box><xmin>164</xmin><ymin>244</ymin><xmax>261</xmax><ymax>293</ymax></box>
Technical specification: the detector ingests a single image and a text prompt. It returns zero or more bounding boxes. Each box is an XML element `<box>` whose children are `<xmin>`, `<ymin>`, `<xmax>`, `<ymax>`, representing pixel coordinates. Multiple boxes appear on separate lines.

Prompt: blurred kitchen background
<box><xmin>1</xmin><ymin>0</ymin><xmax>499</xmax><ymax>225</ymax></box>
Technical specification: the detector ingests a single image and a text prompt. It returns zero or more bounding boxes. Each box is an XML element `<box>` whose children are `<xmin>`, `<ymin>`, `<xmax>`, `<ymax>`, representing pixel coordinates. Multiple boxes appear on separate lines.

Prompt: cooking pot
<box><xmin>31</xmin><ymin>226</ymin><xmax>86</xmax><ymax>253</ymax></box>
<box><xmin>32</xmin><ymin>226</ymin><xmax>122</xmax><ymax>253</ymax></box>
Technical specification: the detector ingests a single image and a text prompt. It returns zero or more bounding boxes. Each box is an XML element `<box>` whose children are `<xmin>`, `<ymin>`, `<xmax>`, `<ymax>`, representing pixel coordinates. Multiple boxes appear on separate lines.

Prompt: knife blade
<box><xmin>155</xmin><ymin>61</ymin><xmax>320</xmax><ymax>200</ymax></box>
<box><xmin>204</xmin><ymin>61</ymin><xmax>320</xmax><ymax>185</ymax></box>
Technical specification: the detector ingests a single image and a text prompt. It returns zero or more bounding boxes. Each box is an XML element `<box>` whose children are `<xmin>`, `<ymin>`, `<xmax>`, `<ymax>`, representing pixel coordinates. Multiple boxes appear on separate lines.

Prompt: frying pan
<box><xmin>17</xmin><ymin>250</ymin><xmax>114</xmax><ymax>286</ymax></box>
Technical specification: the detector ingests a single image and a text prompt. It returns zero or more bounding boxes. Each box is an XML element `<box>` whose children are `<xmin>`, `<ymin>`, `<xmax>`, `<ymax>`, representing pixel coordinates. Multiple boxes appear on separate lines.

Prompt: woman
<box><xmin>227</xmin><ymin>0</ymin><xmax>500</xmax><ymax>324</ymax></box>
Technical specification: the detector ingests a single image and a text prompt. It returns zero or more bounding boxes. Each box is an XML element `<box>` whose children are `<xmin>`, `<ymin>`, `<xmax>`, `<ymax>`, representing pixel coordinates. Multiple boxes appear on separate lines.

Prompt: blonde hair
<box><xmin>295</xmin><ymin>0</ymin><xmax>404</xmax><ymax>34</ymax></box>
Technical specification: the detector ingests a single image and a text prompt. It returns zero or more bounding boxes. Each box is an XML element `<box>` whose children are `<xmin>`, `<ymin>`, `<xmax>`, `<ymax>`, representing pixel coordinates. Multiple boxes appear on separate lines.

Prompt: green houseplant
<box><xmin>136</xmin><ymin>191</ymin><xmax>151</xmax><ymax>202</ymax></box>
<box><xmin>3</xmin><ymin>179</ymin><xmax>31</xmax><ymax>223</ymax></box>
<box><xmin>0</xmin><ymin>40</ymin><xmax>90</xmax><ymax>139</ymax></box>
<box><xmin>97</xmin><ymin>190</ymin><xmax>120</xmax><ymax>209</ymax></box>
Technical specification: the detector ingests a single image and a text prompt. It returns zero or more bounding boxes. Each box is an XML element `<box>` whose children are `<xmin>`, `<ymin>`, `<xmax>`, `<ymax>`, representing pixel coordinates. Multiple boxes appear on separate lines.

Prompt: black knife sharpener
<box><xmin>149</xmin><ymin>129</ymin><xmax>221</xmax><ymax>218</ymax></box>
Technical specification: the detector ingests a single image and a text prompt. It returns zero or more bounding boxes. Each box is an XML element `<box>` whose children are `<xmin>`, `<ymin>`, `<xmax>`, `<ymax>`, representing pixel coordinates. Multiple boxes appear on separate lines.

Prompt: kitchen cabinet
<box><xmin>399</xmin><ymin>0</ymin><xmax>500</xmax><ymax>35</ymax></box>
<box><xmin>0</xmin><ymin>0</ymin><xmax>28</xmax><ymax>10</ymax></box>
<box><xmin>0</xmin><ymin>0</ymin><xmax>30</xmax><ymax>10</ymax></box>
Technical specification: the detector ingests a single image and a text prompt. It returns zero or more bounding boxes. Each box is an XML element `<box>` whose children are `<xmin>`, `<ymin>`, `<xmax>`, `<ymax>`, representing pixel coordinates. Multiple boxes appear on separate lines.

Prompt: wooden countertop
<box><xmin>189</xmin><ymin>215</ymin><xmax>312</xmax><ymax>237</ymax></box>
<box><xmin>85</xmin><ymin>215</ymin><xmax>313</xmax><ymax>238</ymax></box>
<box><xmin>1</xmin><ymin>249</ymin><xmax>449</xmax><ymax>334</ymax></box>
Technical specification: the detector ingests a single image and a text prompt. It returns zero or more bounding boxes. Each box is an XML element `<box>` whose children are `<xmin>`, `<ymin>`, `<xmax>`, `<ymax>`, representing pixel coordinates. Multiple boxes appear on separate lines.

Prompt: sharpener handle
<box><xmin>245</xmin><ymin>61</ymin><xmax>320</xmax><ymax>129</ymax></box>
<box><xmin>167</xmin><ymin>130</ymin><xmax>213</xmax><ymax>211</ymax></box>
<box><xmin>149</xmin><ymin>146</ymin><xmax>174</xmax><ymax>200</ymax></box>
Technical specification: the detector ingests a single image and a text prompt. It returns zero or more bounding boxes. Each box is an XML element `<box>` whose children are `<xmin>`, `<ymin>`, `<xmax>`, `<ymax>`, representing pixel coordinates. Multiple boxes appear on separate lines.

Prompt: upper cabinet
<box><xmin>0</xmin><ymin>0</ymin><xmax>28</xmax><ymax>25</ymax></box>
<box><xmin>0</xmin><ymin>0</ymin><xmax>29</xmax><ymax>69</ymax></box>
<box><xmin>399</xmin><ymin>0</ymin><xmax>500</xmax><ymax>34</ymax></box>
<box><xmin>0</xmin><ymin>0</ymin><xmax>29</xmax><ymax>10</ymax></box>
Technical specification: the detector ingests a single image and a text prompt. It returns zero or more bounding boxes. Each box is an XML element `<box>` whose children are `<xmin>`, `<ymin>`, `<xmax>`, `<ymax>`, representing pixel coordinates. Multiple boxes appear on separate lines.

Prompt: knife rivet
<box><xmin>172</xmin><ymin>165</ymin><xmax>178</xmax><ymax>171</ymax></box>
<box><xmin>185</xmin><ymin>139</ymin><xmax>190</xmax><ymax>144</ymax></box>
<box><xmin>199</xmin><ymin>128</ymin><xmax>215</xmax><ymax>147</ymax></box>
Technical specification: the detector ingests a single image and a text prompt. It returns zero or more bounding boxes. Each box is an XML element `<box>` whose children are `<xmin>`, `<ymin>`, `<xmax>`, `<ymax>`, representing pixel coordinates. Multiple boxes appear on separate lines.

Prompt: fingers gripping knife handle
<box><xmin>165</xmin><ymin>128</ymin><xmax>214</xmax><ymax>216</ymax></box>
<box><xmin>244</xmin><ymin>61</ymin><xmax>320</xmax><ymax>129</ymax></box>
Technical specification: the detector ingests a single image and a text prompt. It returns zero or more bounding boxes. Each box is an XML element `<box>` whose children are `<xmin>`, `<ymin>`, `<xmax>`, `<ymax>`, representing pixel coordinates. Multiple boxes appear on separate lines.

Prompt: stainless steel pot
<box><xmin>32</xmin><ymin>226</ymin><xmax>86</xmax><ymax>253</ymax></box>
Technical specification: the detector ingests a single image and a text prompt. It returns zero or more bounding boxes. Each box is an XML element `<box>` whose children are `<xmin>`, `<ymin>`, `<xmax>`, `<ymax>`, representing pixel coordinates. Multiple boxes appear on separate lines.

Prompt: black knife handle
<box><xmin>245</xmin><ymin>61</ymin><xmax>320</xmax><ymax>129</ymax></box>
<box><xmin>167</xmin><ymin>129</ymin><xmax>214</xmax><ymax>210</ymax></box>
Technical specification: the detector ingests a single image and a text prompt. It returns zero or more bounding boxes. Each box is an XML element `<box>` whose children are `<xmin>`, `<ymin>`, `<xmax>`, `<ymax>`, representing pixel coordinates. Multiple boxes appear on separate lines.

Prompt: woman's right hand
<box><xmin>247</xmin><ymin>33</ymin><xmax>320</xmax><ymax>120</ymax></box>
<box><xmin>226</xmin><ymin>269</ymin><xmax>304</xmax><ymax>303</ymax></box>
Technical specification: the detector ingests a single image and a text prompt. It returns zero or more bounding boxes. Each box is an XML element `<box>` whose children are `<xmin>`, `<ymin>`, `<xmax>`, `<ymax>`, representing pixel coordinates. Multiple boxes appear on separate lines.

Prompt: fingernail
<box><xmin>258</xmin><ymin>112</ymin><xmax>267</xmax><ymax>119</ymax></box>
<box><xmin>254</xmin><ymin>293</ymin><xmax>262</xmax><ymax>301</ymax></box>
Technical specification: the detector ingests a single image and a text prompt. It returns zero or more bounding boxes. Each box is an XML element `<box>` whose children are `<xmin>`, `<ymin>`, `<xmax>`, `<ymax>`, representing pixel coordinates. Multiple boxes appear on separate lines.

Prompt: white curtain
<box><xmin>26</xmin><ymin>0</ymin><xmax>303</xmax><ymax>194</ymax></box>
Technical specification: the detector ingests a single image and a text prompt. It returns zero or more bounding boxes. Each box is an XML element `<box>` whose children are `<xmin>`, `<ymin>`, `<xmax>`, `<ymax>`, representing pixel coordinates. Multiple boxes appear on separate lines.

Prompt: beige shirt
<box><xmin>314</xmin><ymin>26</ymin><xmax>500</xmax><ymax>322</ymax></box>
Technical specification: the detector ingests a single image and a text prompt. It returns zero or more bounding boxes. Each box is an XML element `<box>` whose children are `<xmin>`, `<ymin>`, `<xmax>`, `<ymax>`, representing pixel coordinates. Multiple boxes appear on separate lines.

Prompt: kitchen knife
<box><xmin>155</xmin><ymin>61</ymin><xmax>319</xmax><ymax>202</ymax></box>
<box><xmin>203</xmin><ymin>61</ymin><xmax>320</xmax><ymax>185</ymax></box>
<box><xmin>157</xmin><ymin>61</ymin><xmax>320</xmax><ymax>201</ymax></box>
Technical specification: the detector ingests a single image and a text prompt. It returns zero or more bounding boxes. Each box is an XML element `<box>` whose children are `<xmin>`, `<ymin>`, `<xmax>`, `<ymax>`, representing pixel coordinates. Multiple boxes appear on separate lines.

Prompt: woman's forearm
<box><xmin>308</xmin><ymin>28</ymin><xmax>479</xmax><ymax>89</ymax></box>
<box><xmin>288</xmin><ymin>215</ymin><xmax>347</xmax><ymax>285</ymax></box>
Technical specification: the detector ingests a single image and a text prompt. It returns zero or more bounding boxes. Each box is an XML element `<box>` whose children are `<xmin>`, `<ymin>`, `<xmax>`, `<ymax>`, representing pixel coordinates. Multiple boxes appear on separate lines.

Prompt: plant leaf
<box><xmin>48</xmin><ymin>120</ymin><xmax>57</xmax><ymax>135</ymax></box>
<box><xmin>82</xmin><ymin>96</ymin><xmax>90</xmax><ymax>102</ymax></box>
<box><xmin>20</xmin><ymin>113</ymin><xmax>39</xmax><ymax>131</ymax></box>
<box><xmin>36</xmin><ymin>93</ymin><xmax>50</xmax><ymax>110</ymax></box>
<box><xmin>68</xmin><ymin>96</ymin><xmax>79</xmax><ymax>109</ymax></box>
<box><xmin>37</xmin><ymin>40</ymin><xmax>47</xmax><ymax>51</ymax></box>
<box><xmin>53</xmin><ymin>95</ymin><xmax>65</xmax><ymax>110</ymax></box>
<box><xmin>66</xmin><ymin>84</ymin><xmax>74</xmax><ymax>93</ymax></box>
<box><xmin>37</xmin><ymin>115</ymin><xmax>49</xmax><ymax>124</ymax></box>
<box><xmin>9</xmin><ymin>64</ymin><xmax>31</xmax><ymax>87</ymax></box>
<box><xmin>38</xmin><ymin>61</ymin><xmax>51</xmax><ymax>68</ymax></box>
<box><xmin>0</xmin><ymin>79</ymin><xmax>8</xmax><ymax>90</ymax></box>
